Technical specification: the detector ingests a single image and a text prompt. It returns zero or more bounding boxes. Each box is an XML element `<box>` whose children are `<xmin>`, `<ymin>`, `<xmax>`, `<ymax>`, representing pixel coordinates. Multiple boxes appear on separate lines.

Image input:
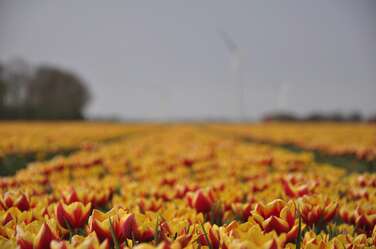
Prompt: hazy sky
<box><xmin>0</xmin><ymin>1</ymin><xmax>375</xmax><ymax>120</ymax></box>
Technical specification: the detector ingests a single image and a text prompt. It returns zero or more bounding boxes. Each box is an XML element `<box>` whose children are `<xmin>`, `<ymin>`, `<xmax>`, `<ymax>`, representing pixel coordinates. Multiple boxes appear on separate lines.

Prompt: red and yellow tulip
<box><xmin>55</xmin><ymin>201</ymin><xmax>91</xmax><ymax>229</ymax></box>
<box><xmin>251</xmin><ymin>199</ymin><xmax>298</xmax><ymax>242</ymax></box>
<box><xmin>299</xmin><ymin>195</ymin><xmax>338</xmax><ymax>227</ymax></box>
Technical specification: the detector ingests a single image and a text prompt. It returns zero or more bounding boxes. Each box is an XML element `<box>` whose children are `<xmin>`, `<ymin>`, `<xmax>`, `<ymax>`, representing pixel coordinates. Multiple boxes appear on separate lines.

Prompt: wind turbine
<box><xmin>276</xmin><ymin>81</ymin><xmax>291</xmax><ymax>111</ymax></box>
<box><xmin>218</xmin><ymin>29</ymin><xmax>245</xmax><ymax>121</ymax></box>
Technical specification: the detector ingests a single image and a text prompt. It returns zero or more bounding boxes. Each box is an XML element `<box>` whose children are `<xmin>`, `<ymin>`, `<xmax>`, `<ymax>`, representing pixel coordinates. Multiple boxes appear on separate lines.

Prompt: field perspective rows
<box><xmin>0</xmin><ymin>123</ymin><xmax>375</xmax><ymax>249</ymax></box>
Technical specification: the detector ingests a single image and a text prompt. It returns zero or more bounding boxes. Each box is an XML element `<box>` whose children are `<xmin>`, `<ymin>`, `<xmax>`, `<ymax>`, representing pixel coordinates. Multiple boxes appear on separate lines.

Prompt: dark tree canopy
<box><xmin>0</xmin><ymin>60</ymin><xmax>91</xmax><ymax>120</ymax></box>
<box><xmin>26</xmin><ymin>66</ymin><xmax>90</xmax><ymax>119</ymax></box>
<box><xmin>0</xmin><ymin>65</ymin><xmax>6</xmax><ymax>109</ymax></box>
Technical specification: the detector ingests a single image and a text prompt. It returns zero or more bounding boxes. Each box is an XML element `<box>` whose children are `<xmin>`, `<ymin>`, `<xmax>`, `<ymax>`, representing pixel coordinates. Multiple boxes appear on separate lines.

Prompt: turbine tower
<box><xmin>218</xmin><ymin>29</ymin><xmax>245</xmax><ymax>121</ymax></box>
<box><xmin>276</xmin><ymin>82</ymin><xmax>291</xmax><ymax>111</ymax></box>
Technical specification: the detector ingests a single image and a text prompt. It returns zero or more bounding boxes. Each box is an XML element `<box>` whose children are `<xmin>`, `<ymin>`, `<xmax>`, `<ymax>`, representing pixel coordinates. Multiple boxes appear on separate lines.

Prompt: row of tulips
<box><xmin>0</xmin><ymin>122</ymin><xmax>155</xmax><ymax>157</ymax></box>
<box><xmin>0</xmin><ymin>126</ymin><xmax>375</xmax><ymax>248</ymax></box>
<box><xmin>209</xmin><ymin>122</ymin><xmax>376</xmax><ymax>161</ymax></box>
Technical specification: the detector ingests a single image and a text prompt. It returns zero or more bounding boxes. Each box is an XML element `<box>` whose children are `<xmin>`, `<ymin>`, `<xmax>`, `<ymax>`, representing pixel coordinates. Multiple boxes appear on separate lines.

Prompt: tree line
<box><xmin>0</xmin><ymin>59</ymin><xmax>90</xmax><ymax>120</ymax></box>
<box><xmin>263</xmin><ymin>111</ymin><xmax>376</xmax><ymax>123</ymax></box>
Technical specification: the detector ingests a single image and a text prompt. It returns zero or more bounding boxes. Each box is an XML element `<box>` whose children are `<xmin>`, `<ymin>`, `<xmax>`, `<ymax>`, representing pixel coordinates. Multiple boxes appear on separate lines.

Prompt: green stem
<box><xmin>154</xmin><ymin>216</ymin><xmax>160</xmax><ymax>245</ymax></box>
<box><xmin>200</xmin><ymin>223</ymin><xmax>213</xmax><ymax>249</ymax></box>
<box><xmin>296</xmin><ymin>209</ymin><xmax>302</xmax><ymax>249</ymax></box>
<box><xmin>109</xmin><ymin>218</ymin><xmax>120</xmax><ymax>249</ymax></box>
<box><xmin>64</xmin><ymin>218</ymin><xmax>74</xmax><ymax>241</ymax></box>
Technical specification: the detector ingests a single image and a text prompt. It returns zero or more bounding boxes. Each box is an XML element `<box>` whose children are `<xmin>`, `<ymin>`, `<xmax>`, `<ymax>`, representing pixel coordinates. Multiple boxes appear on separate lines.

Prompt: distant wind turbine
<box><xmin>276</xmin><ymin>82</ymin><xmax>291</xmax><ymax>111</ymax></box>
<box><xmin>218</xmin><ymin>29</ymin><xmax>245</xmax><ymax>121</ymax></box>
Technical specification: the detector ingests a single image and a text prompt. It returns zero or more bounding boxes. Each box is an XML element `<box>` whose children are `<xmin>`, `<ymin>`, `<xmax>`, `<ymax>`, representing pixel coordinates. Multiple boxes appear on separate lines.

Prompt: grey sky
<box><xmin>0</xmin><ymin>1</ymin><xmax>375</xmax><ymax>120</ymax></box>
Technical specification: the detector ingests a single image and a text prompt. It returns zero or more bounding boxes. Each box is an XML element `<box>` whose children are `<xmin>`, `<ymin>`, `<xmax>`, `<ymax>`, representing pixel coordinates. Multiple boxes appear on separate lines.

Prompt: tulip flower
<box><xmin>56</xmin><ymin>201</ymin><xmax>91</xmax><ymax>230</ymax></box>
<box><xmin>224</xmin><ymin>223</ymin><xmax>283</xmax><ymax>249</ymax></box>
<box><xmin>231</xmin><ymin>202</ymin><xmax>253</xmax><ymax>222</ymax></box>
<box><xmin>1</xmin><ymin>192</ymin><xmax>31</xmax><ymax>211</ymax></box>
<box><xmin>50</xmin><ymin>232</ymin><xmax>110</xmax><ymax>249</ymax></box>
<box><xmin>62</xmin><ymin>189</ymin><xmax>80</xmax><ymax>204</ymax></box>
<box><xmin>160</xmin><ymin>177</ymin><xmax>177</xmax><ymax>187</ymax></box>
<box><xmin>187</xmin><ymin>189</ymin><xmax>214</xmax><ymax>213</ymax></box>
<box><xmin>348</xmin><ymin>188</ymin><xmax>369</xmax><ymax>200</ymax></box>
<box><xmin>139</xmin><ymin>199</ymin><xmax>162</xmax><ymax>213</ymax></box>
<box><xmin>89</xmin><ymin>208</ymin><xmax>154</xmax><ymax>244</ymax></box>
<box><xmin>339</xmin><ymin>204</ymin><xmax>376</xmax><ymax>235</ymax></box>
<box><xmin>353</xmin><ymin>206</ymin><xmax>376</xmax><ymax>235</ymax></box>
<box><xmin>339</xmin><ymin>206</ymin><xmax>356</xmax><ymax>225</ymax></box>
<box><xmin>0</xmin><ymin>206</ymin><xmax>41</xmax><ymax>228</ymax></box>
<box><xmin>154</xmin><ymin>218</ymin><xmax>193</xmax><ymax>246</ymax></box>
<box><xmin>174</xmin><ymin>184</ymin><xmax>199</xmax><ymax>199</ymax></box>
<box><xmin>300</xmin><ymin>231</ymin><xmax>352</xmax><ymax>249</ymax></box>
<box><xmin>299</xmin><ymin>195</ymin><xmax>338</xmax><ymax>227</ymax></box>
<box><xmin>175</xmin><ymin>233</ymin><xmax>193</xmax><ymax>248</ymax></box>
<box><xmin>119</xmin><ymin>213</ymin><xmax>154</xmax><ymax>242</ymax></box>
<box><xmin>88</xmin><ymin>209</ymin><xmax>121</xmax><ymax>242</ymax></box>
<box><xmin>198</xmin><ymin>224</ymin><xmax>221</xmax><ymax>249</ymax></box>
<box><xmin>1</xmin><ymin>209</ymin><xmax>16</xmax><ymax>226</ymax></box>
<box><xmin>0</xmin><ymin>222</ymin><xmax>13</xmax><ymax>239</ymax></box>
<box><xmin>281</xmin><ymin>178</ymin><xmax>314</xmax><ymax>198</ymax></box>
<box><xmin>34</xmin><ymin>223</ymin><xmax>60</xmax><ymax>249</ymax></box>
<box><xmin>16</xmin><ymin>220</ymin><xmax>60</xmax><ymax>249</ymax></box>
<box><xmin>182</xmin><ymin>158</ymin><xmax>195</xmax><ymax>168</ymax></box>
<box><xmin>251</xmin><ymin>199</ymin><xmax>298</xmax><ymax>242</ymax></box>
<box><xmin>155</xmin><ymin>241</ymin><xmax>183</xmax><ymax>249</ymax></box>
<box><xmin>332</xmin><ymin>233</ymin><xmax>371</xmax><ymax>249</ymax></box>
<box><xmin>61</xmin><ymin>187</ymin><xmax>112</xmax><ymax>209</ymax></box>
<box><xmin>90</xmin><ymin>190</ymin><xmax>112</xmax><ymax>208</ymax></box>
<box><xmin>356</xmin><ymin>174</ymin><xmax>376</xmax><ymax>188</ymax></box>
<box><xmin>16</xmin><ymin>224</ymin><xmax>34</xmax><ymax>249</ymax></box>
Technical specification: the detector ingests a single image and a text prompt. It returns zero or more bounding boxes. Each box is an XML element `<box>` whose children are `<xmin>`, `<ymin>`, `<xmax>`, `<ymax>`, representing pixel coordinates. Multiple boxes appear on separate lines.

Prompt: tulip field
<box><xmin>0</xmin><ymin>123</ymin><xmax>375</xmax><ymax>249</ymax></box>
<box><xmin>209</xmin><ymin>123</ymin><xmax>376</xmax><ymax>161</ymax></box>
